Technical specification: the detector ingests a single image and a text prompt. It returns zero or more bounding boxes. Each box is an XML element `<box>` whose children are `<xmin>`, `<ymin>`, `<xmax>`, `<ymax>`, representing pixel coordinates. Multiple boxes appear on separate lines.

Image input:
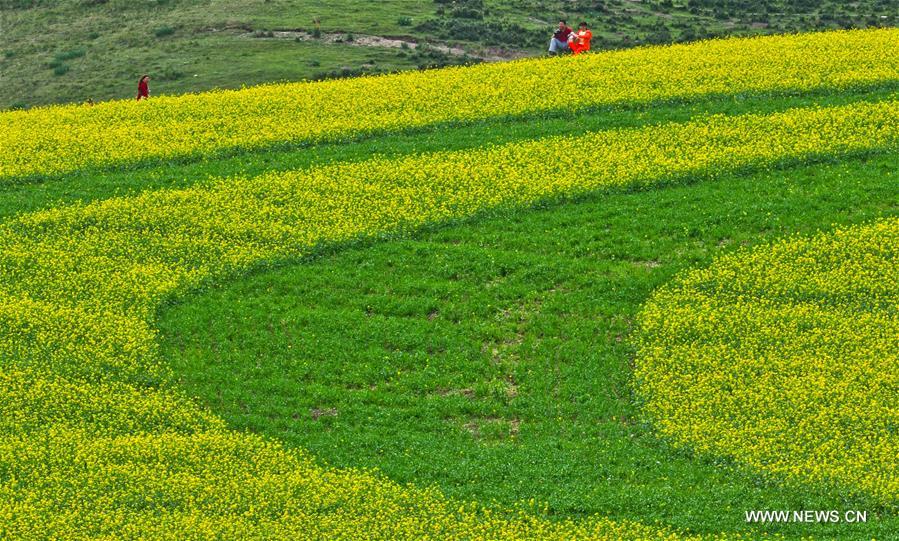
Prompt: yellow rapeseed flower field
<box><xmin>1</xmin><ymin>83</ymin><xmax>897</xmax><ymax>537</ymax></box>
<box><xmin>1</xmin><ymin>28</ymin><xmax>897</xmax><ymax>179</ymax></box>
<box><xmin>634</xmin><ymin>218</ymin><xmax>898</xmax><ymax>505</ymax></box>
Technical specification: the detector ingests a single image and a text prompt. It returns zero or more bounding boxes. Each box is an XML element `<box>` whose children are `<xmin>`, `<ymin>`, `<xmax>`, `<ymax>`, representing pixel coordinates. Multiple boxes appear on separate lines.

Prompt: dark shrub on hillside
<box><xmin>154</xmin><ymin>26</ymin><xmax>175</xmax><ymax>38</ymax></box>
<box><xmin>55</xmin><ymin>48</ymin><xmax>86</xmax><ymax>61</ymax></box>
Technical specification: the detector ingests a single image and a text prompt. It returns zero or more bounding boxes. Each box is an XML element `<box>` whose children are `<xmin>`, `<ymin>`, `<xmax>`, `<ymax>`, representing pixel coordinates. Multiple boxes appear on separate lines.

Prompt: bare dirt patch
<box><xmin>310</xmin><ymin>407</ymin><xmax>338</xmax><ymax>420</ymax></box>
<box><xmin>245</xmin><ymin>30</ymin><xmax>525</xmax><ymax>62</ymax></box>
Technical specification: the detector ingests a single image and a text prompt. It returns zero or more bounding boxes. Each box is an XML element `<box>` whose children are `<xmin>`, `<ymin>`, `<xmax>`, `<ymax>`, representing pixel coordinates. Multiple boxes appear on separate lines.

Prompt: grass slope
<box><xmin>2</xmin><ymin>0</ymin><xmax>896</xmax><ymax>109</ymax></box>
<box><xmin>158</xmin><ymin>152</ymin><xmax>898</xmax><ymax>539</ymax></box>
<box><xmin>2</xmin><ymin>28</ymin><xmax>897</xmax><ymax>539</ymax></box>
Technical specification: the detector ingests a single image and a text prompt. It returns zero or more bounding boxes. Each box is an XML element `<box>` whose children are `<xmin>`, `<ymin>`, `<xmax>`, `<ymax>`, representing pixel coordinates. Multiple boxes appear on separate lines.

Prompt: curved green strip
<box><xmin>159</xmin><ymin>153</ymin><xmax>899</xmax><ymax>539</ymax></box>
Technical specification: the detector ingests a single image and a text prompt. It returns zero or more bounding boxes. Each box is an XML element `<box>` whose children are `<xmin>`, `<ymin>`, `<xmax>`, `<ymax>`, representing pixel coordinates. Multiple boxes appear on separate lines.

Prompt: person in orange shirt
<box><xmin>568</xmin><ymin>22</ymin><xmax>592</xmax><ymax>55</ymax></box>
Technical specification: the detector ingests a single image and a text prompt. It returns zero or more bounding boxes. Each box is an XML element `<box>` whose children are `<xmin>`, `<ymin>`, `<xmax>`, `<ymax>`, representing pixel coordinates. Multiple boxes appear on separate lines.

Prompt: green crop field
<box><xmin>2</xmin><ymin>0</ymin><xmax>896</xmax><ymax>109</ymax></box>
<box><xmin>0</xmin><ymin>27</ymin><xmax>897</xmax><ymax>540</ymax></box>
<box><xmin>159</xmin><ymin>152</ymin><xmax>898</xmax><ymax>539</ymax></box>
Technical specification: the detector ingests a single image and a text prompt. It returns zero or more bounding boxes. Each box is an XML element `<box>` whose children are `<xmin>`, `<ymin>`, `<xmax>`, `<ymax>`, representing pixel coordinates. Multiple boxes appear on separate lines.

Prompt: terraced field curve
<box><xmin>1</xmin><ymin>29</ymin><xmax>897</xmax><ymax>540</ymax></box>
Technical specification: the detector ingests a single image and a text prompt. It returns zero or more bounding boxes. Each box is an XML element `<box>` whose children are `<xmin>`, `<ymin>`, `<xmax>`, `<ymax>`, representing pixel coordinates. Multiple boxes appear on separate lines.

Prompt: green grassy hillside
<box><xmin>1</xmin><ymin>29</ymin><xmax>896</xmax><ymax>540</ymax></box>
<box><xmin>2</xmin><ymin>0</ymin><xmax>896</xmax><ymax>109</ymax></box>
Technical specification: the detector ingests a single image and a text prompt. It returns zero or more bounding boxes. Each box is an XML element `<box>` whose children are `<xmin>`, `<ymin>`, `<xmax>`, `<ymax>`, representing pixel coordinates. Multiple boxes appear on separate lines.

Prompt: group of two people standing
<box><xmin>549</xmin><ymin>20</ymin><xmax>592</xmax><ymax>55</ymax></box>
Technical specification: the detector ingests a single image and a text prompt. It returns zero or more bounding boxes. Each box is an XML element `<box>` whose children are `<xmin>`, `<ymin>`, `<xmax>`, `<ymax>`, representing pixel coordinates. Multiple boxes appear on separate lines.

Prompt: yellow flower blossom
<box><xmin>635</xmin><ymin>218</ymin><xmax>898</xmax><ymax>504</ymax></box>
<box><xmin>1</xmin><ymin>28</ymin><xmax>897</xmax><ymax>179</ymax></box>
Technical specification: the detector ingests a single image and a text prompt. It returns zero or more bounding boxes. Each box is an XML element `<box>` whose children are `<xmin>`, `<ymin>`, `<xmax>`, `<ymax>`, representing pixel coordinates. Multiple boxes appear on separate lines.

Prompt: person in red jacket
<box><xmin>136</xmin><ymin>75</ymin><xmax>150</xmax><ymax>101</ymax></box>
<box><xmin>568</xmin><ymin>22</ymin><xmax>592</xmax><ymax>55</ymax></box>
